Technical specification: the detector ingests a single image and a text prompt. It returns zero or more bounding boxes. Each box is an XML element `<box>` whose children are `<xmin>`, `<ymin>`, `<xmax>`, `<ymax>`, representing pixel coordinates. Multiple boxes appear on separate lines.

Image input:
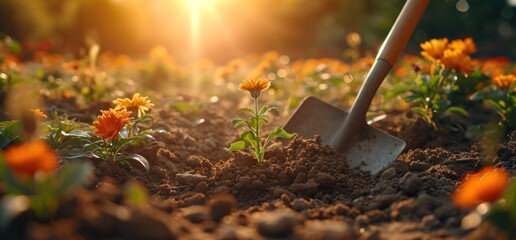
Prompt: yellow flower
<box><xmin>420</xmin><ymin>38</ymin><xmax>449</xmax><ymax>62</ymax></box>
<box><xmin>449</xmin><ymin>37</ymin><xmax>477</xmax><ymax>55</ymax></box>
<box><xmin>239</xmin><ymin>77</ymin><xmax>271</xmax><ymax>98</ymax></box>
<box><xmin>492</xmin><ymin>74</ymin><xmax>516</xmax><ymax>89</ymax></box>
<box><xmin>441</xmin><ymin>48</ymin><xmax>474</xmax><ymax>74</ymax></box>
<box><xmin>113</xmin><ymin>93</ymin><xmax>155</xmax><ymax>117</ymax></box>
<box><xmin>3</xmin><ymin>140</ymin><xmax>58</xmax><ymax>176</ymax></box>
<box><xmin>452</xmin><ymin>166</ymin><xmax>510</xmax><ymax>209</ymax></box>
<box><xmin>30</xmin><ymin>108</ymin><xmax>47</xmax><ymax>118</ymax></box>
<box><xmin>92</xmin><ymin>109</ymin><xmax>131</xmax><ymax>141</ymax></box>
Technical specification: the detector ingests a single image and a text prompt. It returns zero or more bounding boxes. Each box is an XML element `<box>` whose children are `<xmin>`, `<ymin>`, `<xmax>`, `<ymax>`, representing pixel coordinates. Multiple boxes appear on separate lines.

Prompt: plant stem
<box><xmin>253</xmin><ymin>97</ymin><xmax>262</xmax><ymax>164</ymax></box>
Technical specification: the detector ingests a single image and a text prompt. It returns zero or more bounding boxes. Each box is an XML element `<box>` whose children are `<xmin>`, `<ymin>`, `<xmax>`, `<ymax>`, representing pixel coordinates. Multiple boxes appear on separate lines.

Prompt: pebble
<box><xmin>194</xmin><ymin>181</ymin><xmax>209</xmax><ymax>193</ymax></box>
<box><xmin>315</xmin><ymin>173</ymin><xmax>336</xmax><ymax>188</ymax></box>
<box><xmin>302</xmin><ymin>220</ymin><xmax>356</xmax><ymax>240</ymax></box>
<box><xmin>291</xmin><ymin>198</ymin><xmax>310</xmax><ymax>212</ymax></box>
<box><xmin>181</xmin><ymin>205</ymin><xmax>210</xmax><ymax>223</ymax></box>
<box><xmin>399</xmin><ymin>172</ymin><xmax>421</xmax><ymax>195</ymax></box>
<box><xmin>380</xmin><ymin>167</ymin><xmax>397</xmax><ymax>180</ymax></box>
<box><xmin>177</xmin><ymin>173</ymin><xmax>207</xmax><ymax>185</ymax></box>
<box><xmin>255</xmin><ymin>209</ymin><xmax>300</xmax><ymax>237</ymax></box>
<box><xmin>208</xmin><ymin>194</ymin><xmax>236</xmax><ymax>222</ymax></box>
<box><xmin>420</xmin><ymin>214</ymin><xmax>440</xmax><ymax>229</ymax></box>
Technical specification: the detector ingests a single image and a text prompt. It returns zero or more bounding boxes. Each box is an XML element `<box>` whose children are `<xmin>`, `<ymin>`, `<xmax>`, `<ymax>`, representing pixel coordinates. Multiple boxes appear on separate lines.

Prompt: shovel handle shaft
<box><xmin>378</xmin><ymin>0</ymin><xmax>430</xmax><ymax>65</ymax></box>
<box><xmin>334</xmin><ymin>0</ymin><xmax>429</xmax><ymax>150</ymax></box>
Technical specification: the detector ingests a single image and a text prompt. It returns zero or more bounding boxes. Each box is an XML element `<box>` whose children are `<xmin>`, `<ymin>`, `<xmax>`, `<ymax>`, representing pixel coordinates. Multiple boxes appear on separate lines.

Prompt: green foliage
<box><xmin>225</xmin><ymin>98</ymin><xmax>295</xmax><ymax>164</ymax></box>
<box><xmin>483</xmin><ymin>181</ymin><xmax>516</xmax><ymax>238</ymax></box>
<box><xmin>0</xmin><ymin>154</ymin><xmax>93</xmax><ymax>219</ymax></box>
<box><xmin>42</xmin><ymin>108</ymin><xmax>91</xmax><ymax>149</ymax></box>
<box><xmin>0</xmin><ymin>121</ymin><xmax>22</xmax><ymax>149</ymax></box>
<box><xmin>471</xmin><ymin>82</ymin><xmax>515</xmax><ymax>129</ymax></box>
<box><xmin>391</xmin><ymin>66</ymin><xmax>488</xmax><ymax>129</ymax></box>
<box><xmin>66</xmin><ymin>113</ymin><xmax>162</xmax><ymax>172</ymax></box>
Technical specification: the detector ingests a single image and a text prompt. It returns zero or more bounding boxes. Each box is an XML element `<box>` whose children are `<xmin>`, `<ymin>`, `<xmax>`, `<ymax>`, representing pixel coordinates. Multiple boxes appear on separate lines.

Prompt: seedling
<box><xmin>225</xmin><ymin>77</ymin><xmax>295</xmax><ymax>164</ymax></box>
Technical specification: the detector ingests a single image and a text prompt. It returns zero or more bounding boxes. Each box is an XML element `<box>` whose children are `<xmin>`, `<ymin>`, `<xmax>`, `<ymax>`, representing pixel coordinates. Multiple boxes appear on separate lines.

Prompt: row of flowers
<box><xmin>0</xmin><ymin>92</ymin><xmax>156</xmax><ymax>220</ymax></box>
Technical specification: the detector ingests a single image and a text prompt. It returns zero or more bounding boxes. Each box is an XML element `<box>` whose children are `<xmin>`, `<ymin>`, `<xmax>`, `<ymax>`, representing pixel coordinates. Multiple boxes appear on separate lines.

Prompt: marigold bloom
<box><xmin>3</xmin><ymin>140</ymin><xmax>58</xmax><ymax>176</ymax></box>
<box><xmin>92</xmin><ymin>109</ymin><xmax>131</xmax><ymax>141</ymax></box>
<box><xmin>452</xmin><ymin>166</ymin><xmax>510</xmax><ymax>209</ymax></box>
<box><xmin>481</xmin><ymin>57</ymin><xmax>509</xmax><ymax>77</ymax></box>
<box><xmin>30</xmin><ymin>108</ymin><xmax>47</xmax><ymax>118</ymax></box>
<box><xmin>492</xmin><ymin>74</ymin><xmax>516</xmax><ymax>89</ymax></box>
<box><xmin>420</xmin><ymin>38</ymin><xmax>449</xmax><ymax>62</ymax></box>
<box><xmin>448</xmin><ymin>38</ymin><xmax>477</xmax><ymax>55</ymax></box>
<box><xmin>239</xmin><ymin>77</ymin><xmax>271</xmax><ymax>98</ymax></box>
<box><xmin>441</xmin><ymin>48</ymin><xmax>474</xmax><ymax>74</ymax></box>
<box><xmin>113</xmin><ymin>93</ymin><xmax>155</xmax><ymax>117</ymax></box>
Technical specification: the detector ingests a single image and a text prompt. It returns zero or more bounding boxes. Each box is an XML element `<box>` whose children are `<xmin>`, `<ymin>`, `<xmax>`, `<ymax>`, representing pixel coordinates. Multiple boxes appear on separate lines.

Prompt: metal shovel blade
<box><xmin>282</xmin><ymin>0</ymin><xmax>428</xmax><ymax>174</ymax></box>
<box><xmin>284</xmin><ymin>96</ymin><xmax>405</xmax><ymax>174</ymax></box>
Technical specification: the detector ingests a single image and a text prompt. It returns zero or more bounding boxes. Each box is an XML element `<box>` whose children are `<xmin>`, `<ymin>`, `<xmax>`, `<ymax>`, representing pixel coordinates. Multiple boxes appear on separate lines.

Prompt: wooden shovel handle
<box><xmin>378</xmin><ymin>0</ymin><xmax>430</xmax><ymax>65</ymax></box>
<box><xmin>333</xmin><ymin>0</ymin><xmax>429</xmax><ymax>151</ymax></box>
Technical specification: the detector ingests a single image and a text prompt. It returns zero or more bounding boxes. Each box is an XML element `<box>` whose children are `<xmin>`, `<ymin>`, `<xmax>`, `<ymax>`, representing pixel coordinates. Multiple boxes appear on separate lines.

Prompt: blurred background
<box><xmin>0</xmin><ymin>0</ymin><xmax>515</xmax><ymax>61</ymax></box>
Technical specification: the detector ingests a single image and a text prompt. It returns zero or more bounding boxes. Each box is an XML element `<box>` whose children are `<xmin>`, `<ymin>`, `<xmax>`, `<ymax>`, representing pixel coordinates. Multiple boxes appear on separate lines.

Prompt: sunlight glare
<box><xmin>188</xmin><ymin>0</ymin><xmax>213</xmax><ymax>10</ymax></box>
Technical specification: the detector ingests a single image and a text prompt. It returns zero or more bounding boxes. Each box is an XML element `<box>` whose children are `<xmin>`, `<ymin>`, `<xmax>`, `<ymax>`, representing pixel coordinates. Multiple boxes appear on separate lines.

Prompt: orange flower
<box><xmin>492</xmin><ymin>74</ymin><xmax>516</xmax><ymax>89</ymax></box>
<box><xmin>239</xmin><ymin>77</ymin><xmax>271</xmax><ymax>98</ymax></box>
<box><xmin>452</xmin><ymin>166</ymin><xmax>510</xmax><ymax>209</ymax></box>
<box><xmin>448</xmin><ymin>38</ymin><xmax>477</xmax><ymax>55</ymax></box>
<box><xmin>481</xmin><ymin>57</ymin><xmax>510</xmax><ymax>77</ymax></box>
<box><xmin>3</xmin><ymin>140</ymin><xmax>58</xmax><ymax>176</ymax></box>
<box><xmin>30</xmin><ymin>108</ymin><xmax>47</xmax><ymax>118</ymax></box>
<box><xmin>441</xmin><ymin>48</ymin><xmax>474</xmax><ymax>74</ymax></box>
<box><xmin>113</xmin><ymin>93</ymin><xmax>155</xmax><ymax>117</ymax></box>
<box><xmin>420</xmin><ymin>38</ymin><xmax>449</xmax><ymax>62</ymax></box>
<box><xmin>92</xmin><ymin>109</ymin><xmax>131</xmax><ymax>141</ymax></box>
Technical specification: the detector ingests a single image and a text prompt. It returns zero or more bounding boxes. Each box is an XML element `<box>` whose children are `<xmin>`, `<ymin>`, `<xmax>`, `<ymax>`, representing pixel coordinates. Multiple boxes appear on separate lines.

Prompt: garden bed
<box><xmin>1</xmin><ymin>36</ymin><xmax>515</xmax><ymax>239</ymax></box>
<box><xmin>4</xmin><ymin>95</ymin><xmax>514</xmax><ymax>240</ymax></box>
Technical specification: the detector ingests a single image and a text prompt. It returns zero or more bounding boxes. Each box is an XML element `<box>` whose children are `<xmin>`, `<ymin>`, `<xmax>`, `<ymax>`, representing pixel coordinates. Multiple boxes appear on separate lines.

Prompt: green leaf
<box><xmin>231</xmin><ymin>118</ymin><xmax>248</xmax><ymax>128</ymax></box>
<box><xmin>250</xmin><ymin>116</ymin><xmax>267</xmax><ymax>128</ymax></box>
<box><xmin>55</xmin><ymin>162</ymin><xmax>93</xmax><ymax>194</ymax></box>
<box><xmin>266</xmin><ymin>127</ymin><xmax>296</xmax><ymax>141</ymax></box>
<box><xmin>115</xmin><ymin>138</ymin><xmax>135</xmax><ymax>150</ymax></box>
<box><xmin>66</xmin><ymin>149</ymin><xmax>98</xmax><ymax>159</ymax></box>
<box><xmin>61</xmin><ymin>130</ymin><xmax>91</xmax><ymax>138</ymax></box>
<box><xmin>118</xmin><ymin>153</ymin><xmax>150</xmax><ymax>171</ymax></box>
<box><xmin>0</xmin><ymin>154</ymin><xmax>31</xmax><ymax>194</ymax></box>
<box><xmin>240</xmin><ymin>130</ymin><xmax>259</xmax><ymax>151</ymax></box>
<box><xmin>0</xmin><ymin>120</ymin><xmax>22</xmax><ymax>149</ymax></box>
<box><xmin>411</xmin><ymin>107</ymin><xmax>430</xmax><ymax>117</ymax></box>
<box><xmin>259</xmin><ymin>106</ymin><xmax>276</xmax><ymax>116</ymax></box>
<box><xmin>238</xmin><ymin>107</ymin><xmax>255</xmax><ymax>114</ymax></box>
<box><xmin>443</xmin><ymin>106</ymin><xmax>469</xmax><ymax>117</ymax></box>
<box><xmin>124</xmin><ymin>181</ymin><xmax>148</xmax><ymax>207</ymax></box>
<box><xmin>384</xmin><ymin>83</ymin><xmax>410</xmax><ymax>103</ymax></box>
<box><xmin>411</xmin><ymin>107</ymin><xmax>434</xmax><ymax>125</ymax></box>
<box><xmin>224</xmin><ymin>141</ymin><xmax>246</xmax><ymax>152</ymax></box>
<box><xmin>268</xmin><ymin>127</ymin><xmax>296</xmax><ymax>139</ymax></box>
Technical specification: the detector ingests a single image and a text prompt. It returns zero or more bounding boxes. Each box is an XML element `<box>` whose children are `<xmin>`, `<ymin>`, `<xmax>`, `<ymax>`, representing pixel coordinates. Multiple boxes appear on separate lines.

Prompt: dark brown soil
<box><xmin>4</xmin><ymin>97</ymin><xmax>515</xmax><ymax>240</ymax></box>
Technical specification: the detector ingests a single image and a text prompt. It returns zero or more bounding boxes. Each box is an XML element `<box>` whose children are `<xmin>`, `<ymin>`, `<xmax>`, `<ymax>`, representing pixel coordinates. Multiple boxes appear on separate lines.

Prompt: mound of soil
<box><xmin>3</xmin><ymin>98</ymin><xmax>514</xmax><ymax>239</ymax></box>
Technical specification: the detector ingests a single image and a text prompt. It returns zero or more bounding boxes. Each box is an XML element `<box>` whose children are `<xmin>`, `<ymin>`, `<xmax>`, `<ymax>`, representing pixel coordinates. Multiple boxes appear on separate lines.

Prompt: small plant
<box><xmin>40</xmin><ymin>107</ymin><xmax>92</xmax><ymax>149</ymax></box>
<box><xmin>225</xmin><ymin>77</ymin><xmax>295</xmax><ymax>164</ymax></box>
<box><xmin>473</xmin><ymin>74</ymin><xmax>515</xmax><ymax>128</ymax></box>
<box><xmin>0</xmin><ymin>140</ymin><xmax>92</xmax><ymax>220</ymax></box>
<box><xmin>392</xmin><ymin>38</ymin><xmax>483</xmax><ymax>128</ymax></box>
<box><xmin>86</xmin><ymin>108</ymin><xmax>150</xmax><ymax>171</ymax></box>
<box><xmin>0</xmin><ymin>120</ymin><xmax>22</xmax><ymax>149</ymax></box>
<box><xmin>70</xmin><ymin>93</ymin><xmax>158</xmax><ymax>171</ymax></box>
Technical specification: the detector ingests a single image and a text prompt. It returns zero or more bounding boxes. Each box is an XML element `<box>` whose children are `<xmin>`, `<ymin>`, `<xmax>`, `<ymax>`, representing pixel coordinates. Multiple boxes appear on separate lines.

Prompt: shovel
<box><xmin>284</xmin><ymin>0</ymin><xmax>429</xmax><ymax>174</ymax></box>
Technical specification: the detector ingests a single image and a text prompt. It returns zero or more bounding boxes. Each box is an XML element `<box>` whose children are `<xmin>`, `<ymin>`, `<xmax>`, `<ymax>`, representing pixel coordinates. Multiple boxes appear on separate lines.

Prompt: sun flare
<box><xmin>186</xmin><ymin>0</ymin><xmax>213</xmax><ymax>10</ymax></box>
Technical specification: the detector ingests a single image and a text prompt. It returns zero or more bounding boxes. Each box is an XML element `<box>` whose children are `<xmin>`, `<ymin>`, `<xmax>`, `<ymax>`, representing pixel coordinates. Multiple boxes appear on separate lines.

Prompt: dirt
<box><xmin>3</xmin><ymin>96</ymin><xmax>514</xmax><ymax>240</ymax></box>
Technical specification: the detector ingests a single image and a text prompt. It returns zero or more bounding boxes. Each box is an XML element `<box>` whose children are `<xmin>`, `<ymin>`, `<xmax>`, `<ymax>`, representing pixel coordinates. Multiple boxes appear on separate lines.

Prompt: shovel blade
<box><xmin>284</xmin><ymin>96</ymin><xmax>406</xmax><ymax>174</ymax></box>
